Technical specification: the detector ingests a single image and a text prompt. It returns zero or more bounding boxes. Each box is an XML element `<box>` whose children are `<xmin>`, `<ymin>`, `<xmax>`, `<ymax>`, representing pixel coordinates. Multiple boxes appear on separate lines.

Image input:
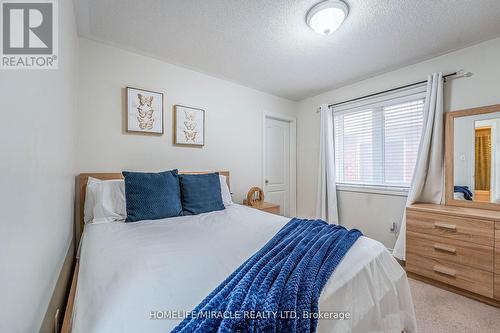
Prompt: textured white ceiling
<box><xmin>75</xmin><ymin>0</ymin><xmax>500</xmax><ymax>100</ymax></box>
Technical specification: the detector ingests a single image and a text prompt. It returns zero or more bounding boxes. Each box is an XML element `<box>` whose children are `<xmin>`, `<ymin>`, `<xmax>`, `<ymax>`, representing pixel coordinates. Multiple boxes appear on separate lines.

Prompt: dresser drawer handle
<box><xmin>434</xmin><ymin>222</ymin><xmax>457</xmax><ymax>231</ymax></box>
<box><xmin>433</xmin><ymin>243</ymin><xmax>457</xmax><ymax>254</ymax></box>
<box><xmin>433</xmin><ymin>265</ymin><xmax>456</xmax><ymax>277</ymax></box>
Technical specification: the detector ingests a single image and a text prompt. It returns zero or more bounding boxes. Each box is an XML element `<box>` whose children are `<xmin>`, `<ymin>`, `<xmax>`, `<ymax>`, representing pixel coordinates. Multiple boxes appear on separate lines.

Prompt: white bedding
<box><xmin>72</xmin><ymin>204</ymin><xmax>417</xmax><ymax>333</ymax></box>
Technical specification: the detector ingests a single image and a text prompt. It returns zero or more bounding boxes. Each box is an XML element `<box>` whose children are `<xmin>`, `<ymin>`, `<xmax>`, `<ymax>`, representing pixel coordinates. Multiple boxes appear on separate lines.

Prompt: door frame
<box><xmin>262</xmin><ymin>112</ymin><xmax>297</xmax><ymax>217</ymax></box>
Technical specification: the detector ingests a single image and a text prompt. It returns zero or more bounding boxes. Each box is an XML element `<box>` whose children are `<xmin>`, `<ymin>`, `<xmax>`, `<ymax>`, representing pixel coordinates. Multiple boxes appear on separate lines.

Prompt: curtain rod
<box><xmin>319</xmin><ymin>70</ymin><xmax>472</xmax><ymax>111</ymax></box>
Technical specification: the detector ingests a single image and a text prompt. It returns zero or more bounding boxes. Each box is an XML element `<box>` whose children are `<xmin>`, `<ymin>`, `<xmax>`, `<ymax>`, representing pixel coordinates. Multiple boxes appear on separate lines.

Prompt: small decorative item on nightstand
<box><xmin>243</xmin><ymin>187</ymin><xmax>280</xmax><ymax>215</ymax></box>
<box><xmin>246</xmin><ymin>187</ymin><xmax>264</xmax><ymax>206</ymax></box>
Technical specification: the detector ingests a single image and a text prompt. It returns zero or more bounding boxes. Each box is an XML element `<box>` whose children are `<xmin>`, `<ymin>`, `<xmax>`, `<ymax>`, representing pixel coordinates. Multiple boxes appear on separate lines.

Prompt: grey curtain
<box><xmin>393</xmin><ymin>73</ymin><xmax>445</xmax><ymax>260</ymax></box>
<box><xmin>316</xmin><ymin>104</ymin><xmax>339</xmax><ymax>223</ymax></box>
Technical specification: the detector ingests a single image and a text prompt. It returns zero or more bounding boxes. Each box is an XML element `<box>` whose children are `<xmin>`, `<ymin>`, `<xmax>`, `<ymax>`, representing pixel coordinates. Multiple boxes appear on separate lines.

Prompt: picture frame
<box><xmin>174</xmin><ymin>105</ymin><xmax>205</xmax><ymax>146</ymax></box>
<box><xmin>126</xmin><ymin>86</ymin><xmax>164</xmax><ymax>134</ymax></box>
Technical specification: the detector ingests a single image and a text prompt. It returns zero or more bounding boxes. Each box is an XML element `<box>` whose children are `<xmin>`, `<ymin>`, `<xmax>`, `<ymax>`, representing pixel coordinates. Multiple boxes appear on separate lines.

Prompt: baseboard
<box><xmin>39</xmin><ymin>239</ymin><xmax>75</xmax><ymax>333</ymax></box>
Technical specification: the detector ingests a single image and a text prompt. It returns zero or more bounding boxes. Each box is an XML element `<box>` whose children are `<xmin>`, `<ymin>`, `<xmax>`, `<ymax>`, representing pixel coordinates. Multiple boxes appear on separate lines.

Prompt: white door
<box><xmin>264</xmin><ymin>117</ymin><xmax>290</xmax><ymax>216</ymax></box>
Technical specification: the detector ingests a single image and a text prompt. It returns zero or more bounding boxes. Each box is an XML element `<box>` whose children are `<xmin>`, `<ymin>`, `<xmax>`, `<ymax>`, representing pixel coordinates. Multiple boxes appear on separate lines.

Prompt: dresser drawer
<box><xmin>496</xmin><ymin>223</ymin><xmax>500</xmax><ymax>250</ymax></box>
<box><xmin>495</xmin><ymin>224</ymin><xmax>500</xmax><ymax>299</ymax></box>
<box><xmin>407</xmin><ymin>209</ymin><xmax>494</xmax><ymax>247</ymax></box>
<box><xmin>407</xmin><ymin>253</ymin><xmax>494</xmax><ymax>298</ymax></box>
<box><xmin>407</xmin><ymin>231</ymin><xmax>493</xmax><ymax>272</ymax></box>
<box><xmin>495</xmin><ymin>250</ymin><xmax>500</xmax><ymax>300</ymax></box>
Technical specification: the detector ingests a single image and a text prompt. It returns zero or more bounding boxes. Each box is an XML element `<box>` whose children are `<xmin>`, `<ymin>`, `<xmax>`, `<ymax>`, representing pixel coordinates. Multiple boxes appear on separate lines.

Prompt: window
<box><xmin>334</xmin><ymin>87</ymin><xmax>425</xmax><ymax>190</ymax></box>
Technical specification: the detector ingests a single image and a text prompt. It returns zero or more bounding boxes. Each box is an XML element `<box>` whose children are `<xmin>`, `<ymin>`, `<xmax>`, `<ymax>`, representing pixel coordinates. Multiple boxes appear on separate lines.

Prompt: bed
<box><xmin>62</xmin><ymin>173</ymin><xmax>417</xmax><ymax>333</ymax></box>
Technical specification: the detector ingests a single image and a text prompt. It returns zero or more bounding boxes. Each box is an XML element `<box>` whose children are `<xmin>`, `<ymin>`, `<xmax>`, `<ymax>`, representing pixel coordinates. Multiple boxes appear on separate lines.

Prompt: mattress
<box><xmin>72</xmin><ymin>204</ymin><xmax>417</xmax><ymax>333</ymax></box>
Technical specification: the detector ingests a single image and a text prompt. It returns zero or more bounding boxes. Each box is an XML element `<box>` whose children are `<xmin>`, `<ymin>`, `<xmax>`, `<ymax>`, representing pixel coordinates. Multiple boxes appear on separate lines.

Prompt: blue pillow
<box><xmin>179</xmin><ymin>173</ymin><xmax>225</xmax><ymax>215</ymax></box>
<box><xmin>122</xmin><ymin>170</ymin><xmax>182</xmax><ymax>222</ymax></box>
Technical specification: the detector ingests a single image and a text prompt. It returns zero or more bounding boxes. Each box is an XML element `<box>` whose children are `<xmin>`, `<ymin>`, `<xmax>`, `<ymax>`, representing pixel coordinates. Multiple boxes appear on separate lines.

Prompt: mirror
<box><xmin>447</xmin><ymin>105</ymin><xmax>500</xmax><ymax>210</ymax></box>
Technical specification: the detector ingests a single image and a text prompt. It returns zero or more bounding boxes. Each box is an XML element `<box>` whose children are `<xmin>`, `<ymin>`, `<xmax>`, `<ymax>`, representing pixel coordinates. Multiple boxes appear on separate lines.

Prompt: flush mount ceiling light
<box><xmin>306</xmin><ymin>0</ymin><xmax>349</xmax><ymax>35</ymax></box>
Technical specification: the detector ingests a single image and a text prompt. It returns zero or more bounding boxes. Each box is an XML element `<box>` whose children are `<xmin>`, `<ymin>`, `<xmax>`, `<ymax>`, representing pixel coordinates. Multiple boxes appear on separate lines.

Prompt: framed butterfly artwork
<box><xmin>174</xmin><ymin>105</ymin><xmax>205</xmax><ymax>146</ymax></box>
<box><xmin>126</xmin><ymin>86</ymin><xmax>164</xmax><ymax>134</ymax></box>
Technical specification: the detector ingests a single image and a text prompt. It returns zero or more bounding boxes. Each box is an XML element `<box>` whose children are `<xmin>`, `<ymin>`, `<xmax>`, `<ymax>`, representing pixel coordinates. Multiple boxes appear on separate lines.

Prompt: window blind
<box><xmin>334</xmin><ymin>89</ymin><xmax>425</xmax><ymax>189</ymax></box>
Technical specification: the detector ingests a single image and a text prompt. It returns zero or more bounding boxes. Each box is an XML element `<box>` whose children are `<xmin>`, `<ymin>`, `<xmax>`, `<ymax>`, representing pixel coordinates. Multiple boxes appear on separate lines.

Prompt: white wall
<box><xmin>77</xmin><ymin>39</ymin><xmax>297</xmax><ymax>204</ymax></box>
<box><xmin>297</xmin><ymin>37</ymin><xmax>500</xmax><ymax>248</ymax></box>
<box><xmin>453</xmin><ymin>117</ymin><xmax>475</xmax><ymax>189</ymax></box>
<box><xmin>0</xmin><ymin>1</ymin><xmax>79</xmax><ymax>332</ymax></box>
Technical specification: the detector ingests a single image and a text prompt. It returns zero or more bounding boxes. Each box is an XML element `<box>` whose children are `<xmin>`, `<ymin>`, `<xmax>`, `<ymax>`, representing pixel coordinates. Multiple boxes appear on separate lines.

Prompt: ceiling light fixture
<box><xmin>306</xmin><ymin>0</ymin><xmax>349</xmax><ymax>36</ymax></box>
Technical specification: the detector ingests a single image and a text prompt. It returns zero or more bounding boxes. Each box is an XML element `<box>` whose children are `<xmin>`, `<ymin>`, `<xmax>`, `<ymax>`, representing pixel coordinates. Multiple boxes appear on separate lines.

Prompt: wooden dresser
<box><xmin>406</xmin><ymin>203</ymin><xmax>500</xmax><ymax>305</ymax></box>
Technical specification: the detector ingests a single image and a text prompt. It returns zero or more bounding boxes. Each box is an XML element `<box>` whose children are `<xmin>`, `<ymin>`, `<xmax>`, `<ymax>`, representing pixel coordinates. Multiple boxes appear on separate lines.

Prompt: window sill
<box><xmin>336</xmin><ymin>184</ymin><xmax>409</xmax><ymax>197</ymax></box>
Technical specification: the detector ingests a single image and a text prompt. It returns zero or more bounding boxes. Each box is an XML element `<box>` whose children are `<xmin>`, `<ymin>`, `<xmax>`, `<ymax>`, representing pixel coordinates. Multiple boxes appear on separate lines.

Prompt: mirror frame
<box><xmin>445</xmin><ymin>103</ymin><xmax>500</xmax><ymax>211</ymax></box>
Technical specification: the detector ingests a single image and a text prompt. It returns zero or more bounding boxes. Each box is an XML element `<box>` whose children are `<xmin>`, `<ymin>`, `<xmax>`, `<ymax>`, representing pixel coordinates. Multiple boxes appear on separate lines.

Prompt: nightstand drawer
<box><xmin>243</xmin><ymin>201</ymin><xmax>281</xmax><ymax>215</ymax></box>
<box><xmin>406</xmin><ymin>253</ymin><xmax>494</xmax><ymax>298</ymax></box>
<box><xmin>262</xmin><ymin>205</ymin><xmax>280</xmax><ymax>215</ymax></box>
<box><xmin>407</xmin><ymin>231</ymin><xmax>493</xmax><ymax>272</ymax></box>
<box><xmin>407</xmin><ymin>209</ymin><xmax>494</xmax><ymax>246</ymax></box>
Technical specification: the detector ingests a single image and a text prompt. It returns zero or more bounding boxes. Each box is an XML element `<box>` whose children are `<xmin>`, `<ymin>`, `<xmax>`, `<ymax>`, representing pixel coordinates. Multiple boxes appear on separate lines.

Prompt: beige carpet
<box><xmin>409</xmin><ymin>278</ymin><xmax>500</xmax><ymax>332</ymax></box>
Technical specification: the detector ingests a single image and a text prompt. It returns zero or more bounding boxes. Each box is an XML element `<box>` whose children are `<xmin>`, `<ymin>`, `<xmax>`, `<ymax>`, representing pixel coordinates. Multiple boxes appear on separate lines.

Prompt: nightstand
<box><xmin>243</xmin><ymin>200</ymin><xmax>280</xmax><ymax>215</ymax></box>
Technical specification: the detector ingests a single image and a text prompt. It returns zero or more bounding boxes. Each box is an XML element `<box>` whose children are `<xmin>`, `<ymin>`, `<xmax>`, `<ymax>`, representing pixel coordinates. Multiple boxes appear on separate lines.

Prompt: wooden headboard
<box><xmin>75</xmin><ymin>171</ymin><xmax>230</xmax><ymax>250</ymax></box>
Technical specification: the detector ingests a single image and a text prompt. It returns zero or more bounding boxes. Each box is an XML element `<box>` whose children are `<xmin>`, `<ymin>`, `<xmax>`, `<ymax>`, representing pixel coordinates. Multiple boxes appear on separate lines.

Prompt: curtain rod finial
<box><xmin>456</xmin><ymin>69</ymin><xmax>472</xmax><ymax>78</ymax></box>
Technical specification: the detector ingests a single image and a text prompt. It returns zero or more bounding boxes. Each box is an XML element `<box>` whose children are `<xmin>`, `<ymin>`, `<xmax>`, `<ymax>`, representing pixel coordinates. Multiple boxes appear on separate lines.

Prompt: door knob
<box><xmin>265</xmin><ymin>179</ymin><xmax>269</xmax><ymax>185</ymax></box>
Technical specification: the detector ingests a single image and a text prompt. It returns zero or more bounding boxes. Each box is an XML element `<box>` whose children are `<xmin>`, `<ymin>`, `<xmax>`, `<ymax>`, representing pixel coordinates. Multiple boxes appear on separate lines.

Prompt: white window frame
<box><xmin>333</xmin><ymin>84</ymin><xmax>427</xmax><ymax>196</ymax></box>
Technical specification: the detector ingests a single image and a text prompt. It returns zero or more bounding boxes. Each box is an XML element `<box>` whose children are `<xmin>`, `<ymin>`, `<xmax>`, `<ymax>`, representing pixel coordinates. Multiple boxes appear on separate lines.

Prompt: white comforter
<box><xmin>73</xmin><ymin>204</ymin><xmax>417</xmax><ymax>333</ymax></box>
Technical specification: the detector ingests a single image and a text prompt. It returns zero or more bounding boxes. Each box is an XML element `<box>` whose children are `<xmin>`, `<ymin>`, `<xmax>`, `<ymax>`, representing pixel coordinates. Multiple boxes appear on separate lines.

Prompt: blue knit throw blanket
<box><xmin>171</xmin><ymin>218</ymin><xmax>362</xmax><ymax>333</ymax></box>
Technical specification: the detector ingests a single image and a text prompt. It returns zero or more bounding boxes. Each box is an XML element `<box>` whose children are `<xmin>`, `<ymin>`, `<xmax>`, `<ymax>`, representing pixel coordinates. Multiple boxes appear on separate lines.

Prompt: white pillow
<box><xmin>219</xmin><ymin>175</ymin><xmax>232</xmax><ymax>207</ymax></box>
<box><xmin>83</xmin><ymin>178</ymin><xmax>97</xmax><ymax>223</ymax></box>
<box><xmin>84</xmin><ymin>177</ymin><xmax>126</xmax><ymax>224</ymax></box>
